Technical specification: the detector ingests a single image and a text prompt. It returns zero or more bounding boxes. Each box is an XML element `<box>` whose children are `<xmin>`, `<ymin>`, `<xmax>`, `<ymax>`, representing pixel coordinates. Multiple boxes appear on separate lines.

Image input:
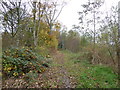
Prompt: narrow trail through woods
<box><xmin>37</xmin><ymin>51</ymin><xmax>76</xmax><ymax>88</ymax></box>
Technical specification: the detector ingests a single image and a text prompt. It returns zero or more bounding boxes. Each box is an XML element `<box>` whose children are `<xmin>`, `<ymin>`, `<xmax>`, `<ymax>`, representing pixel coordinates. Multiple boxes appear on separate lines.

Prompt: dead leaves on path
<box><xmin>2</xmin><ymin>52</ymin><xmax>76</xmax><ymax>88</ymax></box>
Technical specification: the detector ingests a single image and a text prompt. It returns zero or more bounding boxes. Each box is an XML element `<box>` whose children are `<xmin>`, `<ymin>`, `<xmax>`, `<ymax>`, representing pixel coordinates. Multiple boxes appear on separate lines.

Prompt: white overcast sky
<box><xmin>57</xmin><ymin>0</ymin><xmax>120</xmax><ymax>30</ymax></box>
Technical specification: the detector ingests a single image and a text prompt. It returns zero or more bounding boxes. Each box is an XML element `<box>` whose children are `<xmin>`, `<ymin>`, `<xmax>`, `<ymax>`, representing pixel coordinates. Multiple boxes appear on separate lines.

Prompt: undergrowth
<box><xmin>62</xmin><ymin>50</ymin><xmax>118</xmax><ymax>88</ymax></box>
<box><xmin>2</xmin><ymin>47</ymin><xmax>49</xmax><ymax>79</ymax></box>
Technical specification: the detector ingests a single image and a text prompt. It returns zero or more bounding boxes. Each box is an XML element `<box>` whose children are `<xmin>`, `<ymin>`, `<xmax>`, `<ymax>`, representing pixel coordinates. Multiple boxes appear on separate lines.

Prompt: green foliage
<box><xmin>24</xmin><ymin>70</ymin><xmax>39</xmax><ymax>84</ymax></box>
<box><xmin>34</xmin><ymin>46</ymin><xmax>50</xmax><ymax>57</ymax></box>
<box><xmin>77</xmin><ymin>65</ymin><xmax>118</xmax><ymax>88</ymax></box>
<box><xmin>2</xmin><ymin>47</ymin><xmax>48</xmax><ymax>78</ymax></box>
<box><xmin>80</xmin><ymin>36</ymin><xmax>89</xmax><ymax>48</ymax></box>
<box><xmin>62</xmin><ymin>51</ymin><xmax>118</xmax><ymax>88</ymax></box>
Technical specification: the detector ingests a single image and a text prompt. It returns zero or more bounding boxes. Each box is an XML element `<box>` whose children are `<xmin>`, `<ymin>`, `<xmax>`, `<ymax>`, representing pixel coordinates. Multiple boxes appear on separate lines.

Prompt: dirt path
<box><xmin>36</xmin><ymin>51</ymin><xmax>76</xmax><ymax>88</ymax></box>
<box><xmin>52</xmin><ymin>51</ymin><xmax>76</xmax><ymax>88</ymax></box>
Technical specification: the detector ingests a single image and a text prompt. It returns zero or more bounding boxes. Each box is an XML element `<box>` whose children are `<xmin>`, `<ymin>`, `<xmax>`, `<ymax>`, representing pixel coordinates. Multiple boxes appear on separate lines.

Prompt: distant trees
<box><xmin>59</xmin><ymin>29</ymin><xmax>85</xmax><ymax>53</ymax></box>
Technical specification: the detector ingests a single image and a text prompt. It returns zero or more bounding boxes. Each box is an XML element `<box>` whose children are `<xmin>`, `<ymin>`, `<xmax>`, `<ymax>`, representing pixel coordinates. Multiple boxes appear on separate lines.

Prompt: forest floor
<box><xmin>2</xmin><ymin>51</ymin><xmax>77</xmax><ymax>88</ymax></box>
<box><xmin>35</xmin><ymin>51</ymin><xmax>77</xmax><ymax>88</ymax></box>
<box><xmin>2</xmin><ymin>50</ymin><xmax>118</xmax><ymax>88</ymax></box>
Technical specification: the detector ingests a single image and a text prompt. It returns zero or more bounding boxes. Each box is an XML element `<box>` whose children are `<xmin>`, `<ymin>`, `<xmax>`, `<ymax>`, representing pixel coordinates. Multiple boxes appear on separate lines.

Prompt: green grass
<box><xmin>61</xmin><ymin>50</ymin><xmax>118</xmax><ymax>88</ymax></box>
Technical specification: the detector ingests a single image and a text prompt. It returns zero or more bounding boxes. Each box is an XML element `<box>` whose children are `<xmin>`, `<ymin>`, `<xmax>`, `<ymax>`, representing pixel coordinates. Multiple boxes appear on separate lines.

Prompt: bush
<box><xmin>2</xmin><ymin>47</ymin><xmax>48</xmax><ymax>78</ymax></box>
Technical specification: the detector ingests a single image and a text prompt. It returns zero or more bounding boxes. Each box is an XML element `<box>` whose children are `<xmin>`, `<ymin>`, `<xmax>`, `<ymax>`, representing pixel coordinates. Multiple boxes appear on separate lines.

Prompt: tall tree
<box><xmin>78</xmin><ymin>0</ymin><xmax>104</xmax><ymax>64</ymax></box>
<box><xmin>118</xmin><ymin>1</ymin><xmax>120</xmax><ymax>87</ymax></box>
<box><xmin>0</xmin><ymin>0</ymin><xmax>28</xmax><ymax>46</ymax></box>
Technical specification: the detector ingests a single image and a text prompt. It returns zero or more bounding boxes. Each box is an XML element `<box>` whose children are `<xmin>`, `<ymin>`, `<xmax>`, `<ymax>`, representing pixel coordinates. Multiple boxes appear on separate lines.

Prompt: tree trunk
<box><xmin>33</xmin><ymin>2</ymin><xmax>37</xmax><ymax>47</ymax></box>
<box><xmin>118</xmin><ymin>1</ymin><xmax>120</xmax><ymax>87</ymax></box>
<box><xmin>92</xmin><ymin>6</ymin><xmax>96</xmax><ymax>64</ymax></box>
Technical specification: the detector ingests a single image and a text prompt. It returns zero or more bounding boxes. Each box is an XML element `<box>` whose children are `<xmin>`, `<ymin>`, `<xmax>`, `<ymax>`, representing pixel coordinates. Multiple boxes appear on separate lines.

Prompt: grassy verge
<box><xmin>61</xmin><ymin>50</ymin><xmax>118</xmax><ymax>88</ymax></box>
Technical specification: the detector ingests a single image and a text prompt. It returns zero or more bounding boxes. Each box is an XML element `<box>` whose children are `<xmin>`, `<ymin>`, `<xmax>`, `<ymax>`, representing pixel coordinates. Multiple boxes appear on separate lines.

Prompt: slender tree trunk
<box><xmin>37</xmin><ymin>2</ymin><xmax>41</xmax><ymax>46</ymax></box>
<box><xmin>37</xmin><ymin>1</ymin><xmax>43</xmax><ymax>46</ymax></box>
<box><xmin>33</xmin><ymin>2</ymin><xmax>37</xmax><ymax>47</ymax></box>
<box><xmin>92</xmin><ymin>5</ymin><xmax>96</xmax><ymax>64</ymax></box>
<box><xmin>33</xmin><ymin>22</ymin><xmax>37</xmax><ymax>47</ymax></box>
<box><xmin>49</xmin><ymin>23</ymin><xmax>52</xmax><ymax>35</ymax></box>
<box><xmin>17</xmin><ymin>2</ymin><xmax>20</xmax><ymax>47</ymax></box>
<box><xmin>0</xmin><ymin>34</ymin><xmax>1</xmax><ymax>89</ymax></box>
<box><xmin>118</xmin><ymin>1</ymin><xmax>120</xmax><ymax>87</ymax></box>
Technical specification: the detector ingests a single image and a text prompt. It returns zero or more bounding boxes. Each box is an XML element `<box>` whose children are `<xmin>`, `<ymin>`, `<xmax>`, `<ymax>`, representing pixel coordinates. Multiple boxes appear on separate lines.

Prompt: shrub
<box><xmin>2</xmin><ymin>47</ymin><xmax>48</xmax><ymax>78</ymax></box>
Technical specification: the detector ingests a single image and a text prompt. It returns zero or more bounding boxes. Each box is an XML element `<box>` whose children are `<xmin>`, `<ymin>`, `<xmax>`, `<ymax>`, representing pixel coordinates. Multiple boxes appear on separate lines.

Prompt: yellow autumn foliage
<box><xmin>38</xmin><ymin>29</ymin><xmax>59</xmax><ymax>50</ymax></box>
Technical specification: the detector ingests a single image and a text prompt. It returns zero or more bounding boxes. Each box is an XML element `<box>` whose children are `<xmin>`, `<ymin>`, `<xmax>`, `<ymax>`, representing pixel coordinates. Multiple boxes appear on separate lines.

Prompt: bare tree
<box><xmin>44</xmin><ymin>0</ymin><xmax>66</xmax><ymax>34</ymax></box>
<box><xmin>78</xmin><ymin>0</ymin><xmax>104</xmax><ymax>64</ymax></box>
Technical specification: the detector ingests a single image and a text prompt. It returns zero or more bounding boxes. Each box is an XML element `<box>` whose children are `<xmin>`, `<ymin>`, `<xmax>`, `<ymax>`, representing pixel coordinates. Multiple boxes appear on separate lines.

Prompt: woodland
<box><xmin>0</xmin><ymin>0</ymin><xmax>120</xmax><ymax>88</ymax></box>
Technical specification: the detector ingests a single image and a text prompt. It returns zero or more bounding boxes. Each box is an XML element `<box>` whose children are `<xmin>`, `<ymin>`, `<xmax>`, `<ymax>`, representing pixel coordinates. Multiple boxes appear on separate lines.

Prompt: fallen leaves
<box><xmin>2</xmin><ymin>52</ymin><xmax>77</xmax><ymax>88</ymax></box>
